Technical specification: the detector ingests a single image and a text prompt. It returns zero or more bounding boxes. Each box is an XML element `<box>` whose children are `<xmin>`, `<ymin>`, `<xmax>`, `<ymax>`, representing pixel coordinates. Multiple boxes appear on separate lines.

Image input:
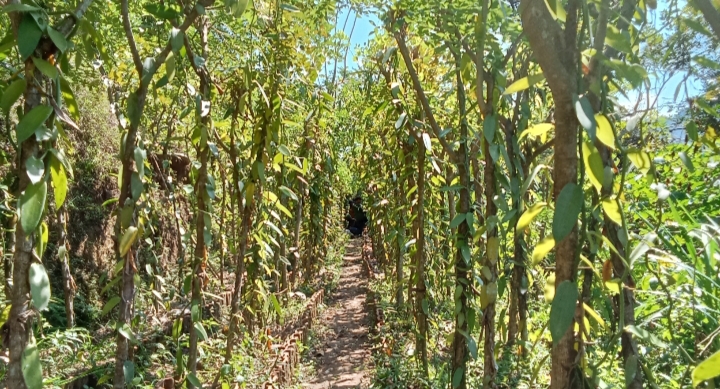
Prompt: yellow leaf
<box><xmin>119</xmin><ymin>226</ymin><xmax>138</xmax><ymax>257</ymax></box>
<box><xmin>693</xmin><ymin>350</ymin><xmax>720</xmax><ymax>387</ymax></box>
<box><xmin>604</xmin><ymin>278</ymin><xmax>621</xmax><ymax>294</ymax></box>
<box><xmin>627</xmin><ymin>148</ymin><xmax>651</xmax><ymax>175</ymax></box>
<box><xmin>532</xmin><ymin>236</ymin><xmax>556</xmax><ymax>266</ymax></box>
<box><xmin>517</xmin><ymin>202</ymin><xmax>547</xmax><ymax>233</ymax></box>
<box><xmin>544</xmin><ymin>273</ymin><xmax>556</xmax><ymax>302</ymax></box>
<box><xmin>602</xmin><ymin>197</ymin><xmax>622</xmax><ymax>225</ymax></box>
<box><xmin>595</xmin><ymin>114</ymin><xmax>615</xmax><ymax>149</ymax></box>
<box><xmin>503</xmin><ymin>73</ymin><xmax>545</xmax><ymax>95</ymax></box>
<box><xmin>582</xmin><ymin>141</ymin><xmax>604</xmax><ymax>192</ymax></box>
<box><xmin>583</xmin><ymin>303</ymin><xmax>606</xmax><ymax>329</ymax></box>
<box><xmin>519</xmin><ymin>123</ymin><xmax>554</xmax><ymax>141</ymax></box>
<box><xmin>487</xmin><ymin>237</ymin><xmax>499</xmax><ymax>264</ymax></box>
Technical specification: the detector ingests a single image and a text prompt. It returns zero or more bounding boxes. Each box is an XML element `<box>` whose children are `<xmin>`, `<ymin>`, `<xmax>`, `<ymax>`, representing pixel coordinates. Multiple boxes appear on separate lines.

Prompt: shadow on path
<box><xmin>303</xmin><ymin>238</ymin><xmax>371</xmax><ymax>389</ymax></box>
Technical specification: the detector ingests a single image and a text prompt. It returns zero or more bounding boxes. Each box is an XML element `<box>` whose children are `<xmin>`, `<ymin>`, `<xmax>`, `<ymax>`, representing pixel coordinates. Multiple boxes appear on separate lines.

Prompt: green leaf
<box><xmin>395</xmin><ymin>112</ymin><xmax>406</xmax><ymax>129</ymax></box>
<box><xmin>694</xmin><ymin>55</ymin><xmax>720</xmax><ymax>71</ymax></box>
<box><xmin>49</xmin><ymin>148</ymin><xmax>73</xmax><ymax>178</ymax></box>
<box><xmin>546</xmin><ymin>0</ymin><xmax>566</xmax><ymax>21</ymax></box>
<box><xmin>49</xmin><ymin>153</ymin><xmax>67</xmax><ymax>208</ymax></box>
<box><xmin>595</xmin><ymin>114</ymin><xmax>615</xmax><ymax>149</ymax></box>
<box><xmin>144</xmin><ymin>3</ymin><xmax>182</xmax><ymax>19</ymax></box>
<box><xmin>602</xmin><ymin>197</ymin><xmax>622</xmax><ymax>225</ymax></box>
<box><xmin>17</xmin><ymin>105</ymin><xmax>53</xmax><ymax>144</ymax></box>
<box><xmin>21</xmin><ymin>335</ymin><xmax>43</xmax><ymax>389</ymax></box>
<box><xmin>503</xmin><ymin>73</ymin><xmax>545</xmax><ymax>95</ymax></box>
<box><xmin>573</xmin><ymin>95</ymin><xmax>596</xmax><ymax>141</ymax></box>
<box><xmin>678</xmin><ymin>151</ymin><xmax>694</xmax><ymax>172</ymax></box>
<box><xmin>626</xmin><ymin>148</ymin><xmax>651</xmax><ymax>175</ymax></box>
<box><xmin>278</xmin><ymin>144</ymin><xmax>291</xmax><ymax>156</ymax></box>
<box><xmin>467</xmin><ymin>336</ymin><xmax>478</xmax><ymax>359</ymax></box>
<box><xmin>101</xmin><ymin>296</ymin><xmax>121</xmax><ymax>316</ymax></box>
<box><xmin>459</xmin><ymin>239</ymin><xmax>471</xmax><ymax>265</ymax></box>
<box><xmin>517</xmin><ymin>202</ymin><xmax>546</xmax><ymax>233</ymax></box>
<box><xmin>29</xmin><ymin>263</ymin><xmax>50</xmax><ymax>311</ymax></box>
<box><xmin>692</xmin><ymin>350</ymin><xmax>720</xmax><ymax>387</ymax></box>
<box><xmin>552</xmin><ymin>183</ymin><xmax>583</xmax><ymax>241</ymax></box>
<box><xmin>118</xmin><ymin>323</ymin><xmax>138</xmax><ymax>343</ymax></box>
<box><xmin>124</xmin><ymin>360</ymin><xmax>134</xmax><ymax>385</ymax></box>
<box><xmin>483</xmin><ymin>114</ymin><xmax>497</xmax><ymax>143</ymax></box>
<box><xmin>17</xmin><ymin>14</ymin><xmax>42</xmax><ymax>61</ymax></box>
<box><xmin>19</xmin><ymin>180</ymin><xmax>47</xmax><ymax>233</ymax></box>
<box><xmin>686</xmin><ymin>122</ymin><xmax>698</xmax><ymax>142</ymax></box>
<box><xmin>452</xmin><ymin>367</ymin><xmax>464</xmax><ymax>388</ymax></box>
<box><xmin>271</xmin><ymin>294</ymin><xmax>283</xmax><ymax>320</ymax></box>
<box><xmin>172</xmin><ymin>318</ymin><xmax>183</xmax><ymax>339</ymax></box>
<box><xmin>521</xmin><ymin>164</ymin><xmax>547</xmax><ymax>198</ymax></box>
<box><xmin>2</xmin><ymin>4</ymin><xmax>43</xmax><ymax>13</ymax></box>
<box><xmin>227</xmin><ymin>0</ymin><xmax>250</xmax><ymax>17</ymax></box>
<box><xmin>279</xmin><ymin>185</ymin><xmax>298</xmax><ymax>201</ymax></box>
<box><xmin>58</xmin><ymin>76</ymin><xmax>80</xmax><ymax>123</ymax></box>
<box><xmin>1</xmin><ymin>78</ymin><xmax>26</xmax><ymax>115</ymax></box>
<box><xmin>194</xmin><ymin>322</ymin><xmax>208</xmax><ymax>341</ymax></box>
<box><xmin>605</xmin><ymin>24</ymin><xmax>633</xmax><ymax>53</ymax></box>
<box><xmin>625</xmin><ymin>324</ymin><xmax>667</xmax><ymax>348</ymax></box>
<box><xmin>281</xmin><ymin>3</ymin><xmax>301</xmax><ymax>12</ymax></box>
<box><xmin>165</xmin><ymin>54</ymin><xmax>176</xmax><ymax>83</ymax></box>
<box><xmin>127</xmin><ymin>92</ymin><xmax>140</xmax><ymax>129</ymax></box>
<box><xmin>119</xmin><ymin>226</ymin><xmax>139</xmax><ymax>257</ymax></box>
<box><xmin>531</xmin><ymin>236</ymin><xmax>555</xmax><ymax>266</ymax></box>
<box><xmin>187</xmin><ymin>373</ymin><xmax>202</xmax><ymax>387</ymax></box>
<box><xmin>131</xmin><ymin>172</ymin><xmax>143</xmax><ymax>201</ymax></box>
<box><xmin>170</xmin><ymin>28</ymin><xmax>184</xmax><ymax>53</ymax></box>
<box><xmin>422</xmin><ymin>132</ymin><xmax>432</xmax><ymax>151</ymax></box>
<box><xmin>25</xmin><ymin>155</ymin><xmax>44</xmax><ymax>185</ymax></box>
<box><xmin>450</xmin><ymin>213</ymin><xmax>466</xmax><ymax>229</ymax></box>
<box><xmin>549</xmin><ymin>280</ymin><xmax>578</xmax><ymax>346</ymax></box>
<box><xmin>31</xmin><ymin>57</ymin><xmax>58</xmax><ymax>79</ymax></box>
<box><xmin>624</xmin><ymin>355</ymin><xmax>638</xmax><ymax>387</ymax></box>
<box><xmin>47</xmin><ymin>27</ymin><xmax>69</xmax><ymax>52</ymax></box>
<box><xmin>35</xmin><ymin>221</ymin><xmax>48</xmax><ymax>259</ymax></box>
<box><xmin>683</xmin><ymin>18</ymin><xmax>712</xmax><ymax>38</ymax></box>
<box><xmin>582</xmin><ymin>141</ymin><xmax>604</xmax><ymax>192</ymax></box>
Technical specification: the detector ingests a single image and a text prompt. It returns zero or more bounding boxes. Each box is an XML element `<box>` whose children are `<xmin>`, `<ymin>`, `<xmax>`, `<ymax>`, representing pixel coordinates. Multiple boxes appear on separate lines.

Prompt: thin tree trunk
<box><xmin>450</xmin><ymin>53</ymin><xmax>472</xmax><ymax>389</ymax></box>
<box><xmin>185</xmin><ymin>16</ymin><xmax>211</xmax><ymax>385</ymax></box>
<box><xmin>3</xmin><ymin>214</ymin><xmax>16</xmax><ymax>298</ymax></box>
<box><xmin>482</xmin><ymin>135</ymin><xmax>499</xmax><ymax>387</ymax></box>
<box><xmin>57</xmin><ymin>205</ymin><xmax>75</xmax><ymax>328</ymax></box>
<box><xmin>413</xmin><ymin>138</ymin><xmax>429</xmax><ymax>377</ymax></box>
<box><xmin>445</xmin><ymin>166</ymin><xmax>455</xmax><ymax>296</ymax></box>
<box><xmin>405</xmin><ymin>147</ymin><xmax>416</xmax><ymax>311</ymax></box>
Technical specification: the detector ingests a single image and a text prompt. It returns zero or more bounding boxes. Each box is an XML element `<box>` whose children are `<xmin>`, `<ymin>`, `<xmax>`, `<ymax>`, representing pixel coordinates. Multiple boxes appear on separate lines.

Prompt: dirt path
<box><xmin>303</xmin><ymin>238</ymin><xmax>372</xmax><ymax>389</ymax></box>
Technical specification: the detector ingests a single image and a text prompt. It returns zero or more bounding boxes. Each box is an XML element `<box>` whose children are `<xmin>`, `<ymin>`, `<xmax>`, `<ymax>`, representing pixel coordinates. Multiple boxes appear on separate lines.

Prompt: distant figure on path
<box><xmin>344</xmin><ymin>194</ymin><xmax>367</xmax><ymax>238</ymax></box>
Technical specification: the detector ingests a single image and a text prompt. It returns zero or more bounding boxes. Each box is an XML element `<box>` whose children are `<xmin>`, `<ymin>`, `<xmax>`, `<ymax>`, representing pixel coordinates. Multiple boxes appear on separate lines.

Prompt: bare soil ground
<box><xmin>302</xmin><ymin>238</ymin><xmax>372</xmax><ymax>389</ymax></box>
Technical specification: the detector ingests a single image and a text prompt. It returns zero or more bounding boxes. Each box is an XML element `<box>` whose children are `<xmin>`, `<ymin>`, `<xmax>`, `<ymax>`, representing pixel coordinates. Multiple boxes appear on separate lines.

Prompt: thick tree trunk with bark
<box><xmin>7</xmin><ymin>70</ymin><xmax>41</xmax><ymax>388</ymax></box>
<box><xmin>520</xmin><ymin>0</ymin><xmax>583</xmax><ymax>386</ymax></box>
